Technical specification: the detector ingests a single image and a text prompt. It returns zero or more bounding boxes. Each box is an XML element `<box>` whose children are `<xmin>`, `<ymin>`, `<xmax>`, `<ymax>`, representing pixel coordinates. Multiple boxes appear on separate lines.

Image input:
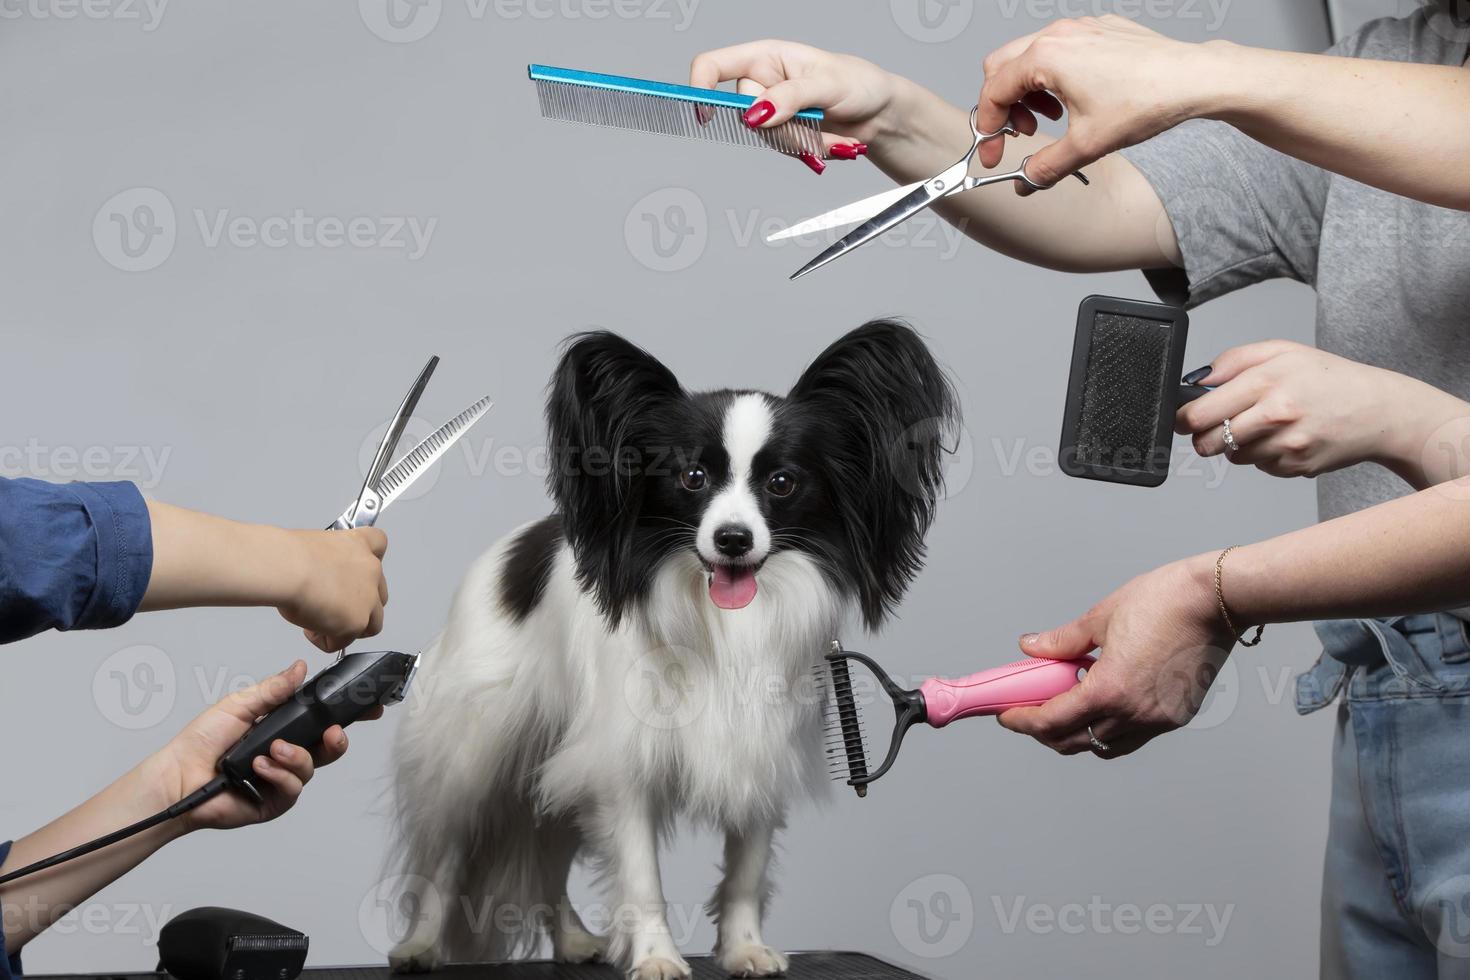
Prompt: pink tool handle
<box><xmin>919</xmin><ymin>655</ymin><xmax>1096</xmax><ymax>728</ymax></box>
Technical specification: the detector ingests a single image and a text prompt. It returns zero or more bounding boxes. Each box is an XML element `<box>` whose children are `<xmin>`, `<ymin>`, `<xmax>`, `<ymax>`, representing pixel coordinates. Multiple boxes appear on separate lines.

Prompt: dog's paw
<box><xmin>718</xmin><ymin>944</ymin><xmax>789</xmax><ymax>978</ymax></box>
<box><xmin>387</xmin><ymin>939</ymin><xmax>441</xmax><ymax>974</ymax></box>
<box><xmin>554</xmin><ymin>928</ymin><xmax>610</xmax><ymax>964</ymax></box>
<box><xmin>627</xmin><ymin>956</ymin><xmax>693</xmax><ymax>980</ymax></box>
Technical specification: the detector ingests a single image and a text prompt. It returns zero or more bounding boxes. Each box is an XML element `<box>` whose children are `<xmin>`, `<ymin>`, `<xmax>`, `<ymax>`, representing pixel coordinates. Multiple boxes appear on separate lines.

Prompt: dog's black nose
<box><xmin>714</xmin><ymin>524</ymin><xmax>753</xmax><ymax>559</ymax></box>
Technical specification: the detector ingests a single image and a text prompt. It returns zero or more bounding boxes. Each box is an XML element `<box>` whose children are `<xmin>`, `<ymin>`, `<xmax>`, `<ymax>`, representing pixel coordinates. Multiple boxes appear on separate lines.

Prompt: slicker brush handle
<box><xmin>919</xmin><ymin>655</ymin><xmax>1096</xmax><ymax>728</ymax></box>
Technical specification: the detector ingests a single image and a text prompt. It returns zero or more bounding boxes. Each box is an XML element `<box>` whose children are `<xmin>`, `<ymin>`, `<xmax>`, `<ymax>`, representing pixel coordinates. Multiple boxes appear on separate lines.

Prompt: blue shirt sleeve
<box><xmin>0</xmin><ymin>478</ymin><xmax>154</xmax><ymax>644</ymax></box>
<box><xmin>0</xmin><ymin>840</ymin><xmax>21</xmax><ymax>979</ymax></box>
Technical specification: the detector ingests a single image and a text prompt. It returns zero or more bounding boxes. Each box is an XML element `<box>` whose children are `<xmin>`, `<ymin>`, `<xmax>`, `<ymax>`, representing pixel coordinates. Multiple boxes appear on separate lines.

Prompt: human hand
<box><xmin>144</xmin><ymin>661</ymin><xmax>381</xmax><ymax>832</ymax></box>
<box><xmin>278</xmin><ymin>528</ymin><xmax>389</xmax><ymax>653</ymax></box>
<box><xmin>997</xmin><ymin>556</ymin><xmax>1237</xmax><ymax>757</ymax></box>
<box><xmin>1175</xmin><ymin>340</ymin><xmax>1460</xmax><ymax>485</ymax></box>
<box><xmin>689</xmin><ymin>40</ymin><xmax>906</xmax><ymax>170</ymax></box>
<box><xmin>975</xmin><ymin>16</ymin><xmax>1225</xmax><ymax>190</ymax></box>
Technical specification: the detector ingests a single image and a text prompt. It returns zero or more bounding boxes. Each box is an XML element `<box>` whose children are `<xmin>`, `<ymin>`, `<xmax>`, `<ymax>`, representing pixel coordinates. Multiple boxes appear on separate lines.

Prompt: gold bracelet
<box><xmin>1214</xmin><ymin>545</ymin><xmax>1265</xmax><ymax>647</ymax></box>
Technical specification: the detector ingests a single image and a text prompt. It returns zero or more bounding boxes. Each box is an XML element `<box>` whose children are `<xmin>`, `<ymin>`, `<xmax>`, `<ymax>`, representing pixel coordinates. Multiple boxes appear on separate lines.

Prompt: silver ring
<box><xmin>1087</xmin><ymin>725</ymin><xmax>1111</xmax><ymax>754</ymax></box>
<box><xmin>1222</xmin><ymin>417</ymin><xmax>1240</xmax><ymax>454</ymax></box>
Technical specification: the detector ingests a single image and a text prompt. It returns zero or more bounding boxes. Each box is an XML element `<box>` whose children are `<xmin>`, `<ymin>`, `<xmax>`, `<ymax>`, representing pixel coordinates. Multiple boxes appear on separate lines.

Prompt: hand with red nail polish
<box><xmin>691</xmin><ymin>40</ymin><xmax>902</xmax><ymax>168</ymax></box>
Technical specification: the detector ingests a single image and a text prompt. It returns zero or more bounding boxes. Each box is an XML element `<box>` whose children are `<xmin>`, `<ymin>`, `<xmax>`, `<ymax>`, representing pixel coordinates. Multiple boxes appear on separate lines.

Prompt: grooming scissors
<box><xmin>772</xmin><ymin>107</ymin><xmax>1090</xmax><ymax>280</ymax></box>
<box><xmin>329</xmin><ymin>355</ymin><xmax>493</xmax><ymax>531</ymax></box>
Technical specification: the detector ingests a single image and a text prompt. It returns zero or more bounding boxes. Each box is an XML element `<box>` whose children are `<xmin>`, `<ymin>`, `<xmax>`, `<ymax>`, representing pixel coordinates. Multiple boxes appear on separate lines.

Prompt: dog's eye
<box><xmin>679</xmin><ymin>466</ymin><xmax>707</xmax><ymax>492</ymax></box>
<box><xmin>766</xmin><ymin>471</ymin><xmax>797</xmax><ymax>498</ymax></box>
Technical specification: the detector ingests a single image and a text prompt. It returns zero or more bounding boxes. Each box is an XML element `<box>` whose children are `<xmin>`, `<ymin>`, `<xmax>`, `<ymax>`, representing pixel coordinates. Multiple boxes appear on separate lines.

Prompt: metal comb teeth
<box><xmin>817</xmin><ymin>651</ymin><xmax>871</xmax><ymax>798</ymax></box>
<box><xmin>531</xmin><ymin>77</ymin><xmax>824</xmax><ymax>158</ymax></box>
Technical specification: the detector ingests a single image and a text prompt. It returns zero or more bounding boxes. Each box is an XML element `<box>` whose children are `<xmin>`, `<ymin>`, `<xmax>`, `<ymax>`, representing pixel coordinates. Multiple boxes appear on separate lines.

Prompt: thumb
<box><xmin>1017</xmin><ymin>132</ymin><xmax>1093</xmax><ymax>193</ymax></box>
<box><xmin>746</xmin><ymin>75</ymin><xmax>843</xmax><ymax>128</ymax></box>
<box><xmin>223</xmin><ymin>661</ymin><xmax>307</xmax><ymax>720</ymax></box>
<box><xmin>1195</xmin><ymin>340</ymin><xmax>1299</xmax><ymax>386</ymax></box>
<box><xmin>1020</xmin><ymin>618</ymin><xmax>1097</xmax><ymax>660</ymax></box>
<box><xmin>355</xmin><ymin>526</ymin><xmax>388</xmax><ymax>559</ymax></box>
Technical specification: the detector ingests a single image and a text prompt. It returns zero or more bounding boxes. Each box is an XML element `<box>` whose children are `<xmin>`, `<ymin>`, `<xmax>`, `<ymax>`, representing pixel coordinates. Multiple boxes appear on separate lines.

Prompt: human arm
<box><xmin>0</xmin><ymin>661</ymin><xmax>366</xmax><ymax>953</ymax></box>
<box><xmin>688</xmin><ymin>40</ymin><xmax>1178</xmax><ymax>273</ymax></box>
<box><xmin>141</xmin><ymin>501</ymin><xmax>389</xmax><ymax>652</ymax></box>
<box><xmin>976</xmin><ymin>15</ymin><xmax>1470</xmax><ymax>211</ymax></box>
<box><xmin>1175</xmin><ymin>341</ymin><xmax>1470</xmax><ymax>490</ymax></box>
<box><xmin>0</xmin><ymin>477</ymin><xmax>388</xmax><ymax>652</ymax></box>
<box><xmin>996</xmin><ymin>476</ymin><xmax>1470</xmax><ymax>756</ymax></box>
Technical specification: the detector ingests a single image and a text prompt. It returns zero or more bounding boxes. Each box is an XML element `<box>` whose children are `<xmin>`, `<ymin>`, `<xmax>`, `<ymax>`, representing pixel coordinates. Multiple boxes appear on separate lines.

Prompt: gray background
<box><xmin>0</xmin><ymin>0</ymin><xmax>1404</xmax><ymax>976</ymax></box>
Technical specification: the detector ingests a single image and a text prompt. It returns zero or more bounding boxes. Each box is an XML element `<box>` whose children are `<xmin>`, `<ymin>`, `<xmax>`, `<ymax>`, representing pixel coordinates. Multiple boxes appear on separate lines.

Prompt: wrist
<box><xmin>1377</xmin><ymin>379</ymin><xmax>1470</xmax><ymax>487</ymax></box>
<box><xmin>125</xmin><ymin>754</ymin><xmax>196</xmax><ymax>840</ymax></box>
<box><xmin>1192</xmin><ymin>40</ymin><xmax>1263</xmax><ymax>125</ymax></box>
<box><xmin>874</xmin><ymin>73</ymin><xmax>954</xmax><ymax>153</ymax></box>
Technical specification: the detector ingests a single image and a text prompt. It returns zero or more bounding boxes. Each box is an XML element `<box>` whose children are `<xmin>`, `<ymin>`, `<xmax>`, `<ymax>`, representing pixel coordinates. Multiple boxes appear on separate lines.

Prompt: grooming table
<box><xmin>37</xmin><ymin>953</ymin><xmax>929</xmax><ymax>980</ymax></box>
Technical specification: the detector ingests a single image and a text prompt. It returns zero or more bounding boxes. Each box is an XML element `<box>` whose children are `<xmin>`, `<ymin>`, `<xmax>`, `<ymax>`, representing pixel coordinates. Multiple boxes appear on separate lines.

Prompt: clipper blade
<box><xmin>530</xmin><ymin>65</ymin><xmax>825</xmax><ymax>158</ymax></box>
<box><xmin>817</xmin><ymin>644</ymin><xmax>871</xmax><ymax>798</ymax></box>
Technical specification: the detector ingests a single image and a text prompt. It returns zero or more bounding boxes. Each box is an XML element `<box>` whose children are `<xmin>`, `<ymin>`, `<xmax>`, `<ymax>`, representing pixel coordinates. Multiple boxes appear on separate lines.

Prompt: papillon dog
<box><xmin>389</xmin><ymin>320</ymin><xmax>958</xmax><ymax>979</ymax></box>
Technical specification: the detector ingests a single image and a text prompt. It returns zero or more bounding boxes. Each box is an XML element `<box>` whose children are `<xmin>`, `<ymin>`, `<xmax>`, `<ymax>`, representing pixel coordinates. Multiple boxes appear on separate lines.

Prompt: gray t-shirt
<box><xmin>1120</xmin><ymin>8</ymin><xmax>1470</xmax><ymax>524</ymax></box>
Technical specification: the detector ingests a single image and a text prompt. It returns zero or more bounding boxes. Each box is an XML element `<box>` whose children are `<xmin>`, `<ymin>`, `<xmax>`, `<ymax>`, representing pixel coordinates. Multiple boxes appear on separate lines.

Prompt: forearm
<box><xmin>869</xmin><ymin>75</ymin><xmax>1177</xmax><ymax>272</ymax></box>
<box><xmin>140</xmin><ymin>501</ymin><xmax>304</xmax><ymax>612</ymax></box>
<box><xmin>0</xmin><ymin>759</ymin><xmax>185</xmax><ymax>951</ymax></box>
<box><xmin>1377</xmin><ymin>381</ymin><xmax>1470</xmax><ymax>491</ymax></box>
<box><xmin>1190</xmin><ymin>478</ymin><xmax>1470</xmax><ymax>627</ymax></box>
<box><xmin>1204</xmin><ymin>44</ymin><xmax>1470</xmax><ymax>212</ymax></box>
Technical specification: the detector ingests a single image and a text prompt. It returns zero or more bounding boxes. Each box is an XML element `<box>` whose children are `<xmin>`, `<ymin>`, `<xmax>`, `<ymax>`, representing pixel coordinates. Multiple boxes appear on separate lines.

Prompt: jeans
<box><xmin>1298</xmin><ymin>614</ymin><xmax>1470</xmax><ymax>978</ymax></box>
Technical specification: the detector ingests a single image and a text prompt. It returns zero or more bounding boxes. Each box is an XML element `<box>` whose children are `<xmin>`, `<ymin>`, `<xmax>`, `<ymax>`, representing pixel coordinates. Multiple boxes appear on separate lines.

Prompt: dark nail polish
<box><xmin>742</xmin><ymin>100</ymin><xmax>775</xmax><ymax>128</ymax></box>
<box><xmin>1183</xmin><ymin>365</ymin><xmax>1212</xmax><ymax>385</ymax></box>
<box><xmin>830</xmin><ymin>143</ymin><xmax>863</xmax><ymax>160</ymax></box>
<box><xmin>797</xmin><ymin>151</ymin><xmax>826</xmax><ymax>175</ymax></box>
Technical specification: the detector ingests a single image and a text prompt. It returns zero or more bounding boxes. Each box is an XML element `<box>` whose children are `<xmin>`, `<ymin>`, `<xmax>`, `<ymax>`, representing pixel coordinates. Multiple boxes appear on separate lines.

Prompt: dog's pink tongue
<box><xmin>710</xmin><ymin>565</ymin><xmax>758</xmax><ymax>610</ymax></box>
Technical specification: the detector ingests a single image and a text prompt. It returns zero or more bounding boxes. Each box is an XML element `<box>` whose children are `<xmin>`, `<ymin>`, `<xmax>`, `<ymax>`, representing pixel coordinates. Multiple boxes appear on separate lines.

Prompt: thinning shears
<box><xmin>329</xmin><ymin>355</ymin><xmax>493</xmax><ymax>530</ymax></box>
<box><xmin>772</xmin><ymin>107</ymin><xmax>1090</xmax><ymax>281</ymax></box>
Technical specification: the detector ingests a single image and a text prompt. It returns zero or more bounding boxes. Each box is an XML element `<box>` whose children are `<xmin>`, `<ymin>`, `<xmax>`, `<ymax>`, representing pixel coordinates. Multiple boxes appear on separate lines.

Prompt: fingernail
<box><xmin>271</xmin><ymin>741</ymin><xmax>291</xmax><ymax>761</ymax></box>
<box><xmin>1020</xmin><ymin>633</ymin><xmax>1039</xmax><ymax>647</ymax></box>
<box><xmin>255</xmin><ymin>756</ymin><xmax>274</xmax><ymax>772</ymax></box>
<box><xmin>337</xmin><ymin>732</ymin><xmax>349</xmax><ymax>750</ymax></box>
<box><xmin>743</xmin><ymin>100</ymin><xmax>775</xmax><ymax>128</ymax></box>
<box><xmin>797</xmin><ymin>151</ymin><xmax>826</xmax><ymax>175</ymax></box>
<box><xmin>1183</xmin><ymin>365</ymin><xmax>1212</xmax><ymax>385</ymax></box>
<box><xmin>830</xmin><ymin>143</ymin><xmax>866</xmax><ymax>160</ymax></box>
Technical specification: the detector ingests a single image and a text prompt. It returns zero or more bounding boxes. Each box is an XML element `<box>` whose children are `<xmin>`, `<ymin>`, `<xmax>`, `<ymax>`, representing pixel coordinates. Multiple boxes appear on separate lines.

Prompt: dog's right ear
<box><xmin>545</xmin><ymin>331</ymin><xmax>683</xmax><ymax>622</ymax></box>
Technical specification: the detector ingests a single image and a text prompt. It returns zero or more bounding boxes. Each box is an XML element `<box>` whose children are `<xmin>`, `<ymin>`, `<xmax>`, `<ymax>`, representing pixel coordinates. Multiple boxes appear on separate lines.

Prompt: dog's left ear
<box><xmin>789</xmin><ymin>319</ymin><xmax>960</xmax><ymax>629</ymax></box>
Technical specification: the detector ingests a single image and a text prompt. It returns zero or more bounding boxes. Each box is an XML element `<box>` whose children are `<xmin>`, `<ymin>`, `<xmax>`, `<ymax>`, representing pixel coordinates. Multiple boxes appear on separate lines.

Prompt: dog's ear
<box><xmin>789</xmin><ymin>319</ymin><xmax>960</xmax><ymax>630</ymax></box>
<box><xmin>546</xmin><ymin>331</ymin><xmax>683</xmax><ymax>624</ymax></box>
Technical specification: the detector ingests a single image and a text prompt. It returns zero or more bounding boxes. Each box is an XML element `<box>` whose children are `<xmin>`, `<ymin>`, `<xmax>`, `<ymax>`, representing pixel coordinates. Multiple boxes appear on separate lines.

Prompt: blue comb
<box><xmin>529</xmin><ymin>64</ymin><xmax>825</xmax><ymax>158</ymax></box>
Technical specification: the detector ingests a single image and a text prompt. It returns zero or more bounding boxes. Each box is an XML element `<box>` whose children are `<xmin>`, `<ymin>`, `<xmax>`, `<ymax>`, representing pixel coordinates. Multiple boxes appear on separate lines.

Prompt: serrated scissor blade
<box><xmin>375</xmin><ymin>396</ymin><xmax>493</xmax><ymax>513</ymax></box>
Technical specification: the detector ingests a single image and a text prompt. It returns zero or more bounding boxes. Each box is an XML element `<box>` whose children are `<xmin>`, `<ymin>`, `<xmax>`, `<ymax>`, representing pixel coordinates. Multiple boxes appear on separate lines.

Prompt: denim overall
<box><xmin>1298</xmin><ymin>615</ymin><xmax>1470</xmax><ymax>978</ymax></box>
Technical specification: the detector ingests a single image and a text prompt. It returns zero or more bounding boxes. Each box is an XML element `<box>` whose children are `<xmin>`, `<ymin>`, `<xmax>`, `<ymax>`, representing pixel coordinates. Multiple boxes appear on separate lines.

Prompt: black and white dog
<box><xmin>389</xmin><ymin>321</ymin><xmax>957</xmax><ymax>979</ymax></box>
